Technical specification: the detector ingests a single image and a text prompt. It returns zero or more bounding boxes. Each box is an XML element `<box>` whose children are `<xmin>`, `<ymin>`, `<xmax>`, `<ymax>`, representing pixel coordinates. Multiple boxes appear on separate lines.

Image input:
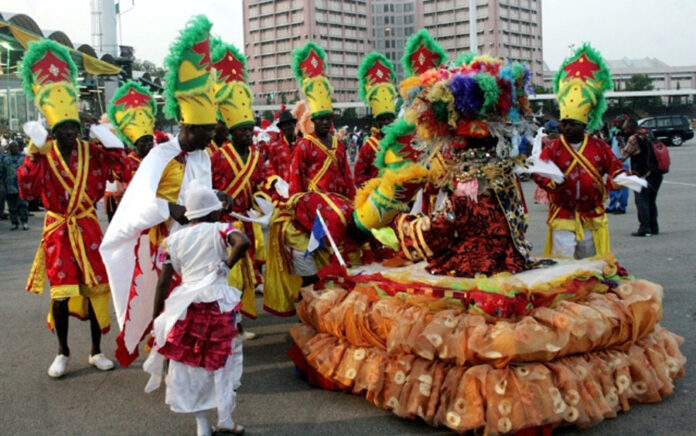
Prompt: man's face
<box><xmin>180</xmin><ymin>124</ymin><xmax>215</xmax><ymax>151</ymax></box>
<box><xmin>312</xmin><ymin>114</ymin><xmax>333</xmax><ymax>136</ymax></box>
<box><xmin>53</xmin><ymin>121</ymin><xmax>81</xmax><ymax>148</ymax></box>
<box><xmin>559</xmin><ymin>119</ymin><xmax>585</xmax><ymax>142</ymax></box>
<box><xmin>213</xmin><ymin>121</ymin><xmax>229</xmax><ymax>143</ymax></box>
<box><xmin>134</xmin><ymin>135</ymin><xmax>154</xmax><ymax>158</ymax></box>
<box><xmin>375</xmin><ymin>113</ymin><xmax>395</xmax><ymax>130</ymax></box>
<box><xmin>230</xmin><ymin>125</ymin><xmax>254</xmax><ymax>148</ymax></box>
<box><xmin>278</xmin><ymin>120</ymin><xmax>296</xmax><ymax>141</ymax></box>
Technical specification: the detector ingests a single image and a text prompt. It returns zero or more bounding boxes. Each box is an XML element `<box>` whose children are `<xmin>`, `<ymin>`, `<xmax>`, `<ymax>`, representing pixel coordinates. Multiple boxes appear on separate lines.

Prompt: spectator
<box><xmin>0</xmin><ymin>141</ymin><xmax>7</xmax><ymax>220</ymax></box>
<box><xmin>607</xmin><ymin>116</ymin><xmax>630</xmax><ymax>214</ymax></box>
<box><xmin>622</xmin><ymin>118</ymin><xmax>662</xmax><ymax>236</ymax></box>
<box><xmin>2</xmin><ymin>141</ymin><xmax>28</xmax><ymax>230</ymax></box>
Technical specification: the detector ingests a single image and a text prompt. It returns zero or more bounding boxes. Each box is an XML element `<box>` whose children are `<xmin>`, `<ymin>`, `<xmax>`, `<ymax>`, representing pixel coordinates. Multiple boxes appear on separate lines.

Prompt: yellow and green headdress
<box><xmin>19</xmin><ymin>39</ymin><xmax>80</xmax><ymax>130</ymax></box>
<box><xmin>358</xmin><ymin>52</ymin><xmax>397</xmax><ymax>118</ymax></box>
<box><xmin>211</xmin><ymin>39</ymin><xmax>254</xmax><ymax>129</ymax></box>
<box><xmin>163</xmin><ymin>15</ymin><xmax>216</xmax><ymax>125</ymax></box>
<box><xmin>292</xmin><ymin>41</ymin><xmax>333</xmax><ymax>118</ymax></box>
<box><xmin>401</xmin><ymin>29</ymin><xmax>448</xmax><ymax>77</ymax></box>
<box><xmin>107</xmin><ymin>80</ymin><xmax>156</xmax><ymax>148</ymax></box>
<box><xmin>554</xmin><ymin>43</ymin><xmax>612</xmax><ymax>132</ymax></box>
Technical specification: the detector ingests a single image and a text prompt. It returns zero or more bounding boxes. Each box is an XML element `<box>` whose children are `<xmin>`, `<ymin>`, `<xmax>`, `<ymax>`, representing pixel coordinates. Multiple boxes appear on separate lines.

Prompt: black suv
<box><xmin>638</xmin><ymin>115</ymin><xmax>694</xmax><ymax>146</ymax></box>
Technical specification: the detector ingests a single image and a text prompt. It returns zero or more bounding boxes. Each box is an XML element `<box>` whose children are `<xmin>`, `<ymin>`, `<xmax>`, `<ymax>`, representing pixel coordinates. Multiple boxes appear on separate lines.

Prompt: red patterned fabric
<box><xmin>157</xmin><ymin>301</ymin><xmax>238</xmax><ymax>371</ymax></box>
<box><xmin>292</xmin><ymin>192</ymin><xmax>354</xmax><ymax>247</ymax></box>
<box><xmin>353</xmin><ymin>134</ymin><xmax>380</xmax><ymax>188</ymax></box>
<box><xmin>534</xmin><ymin>135</ymin><xmax>625</xmax><ymax>221</ymax></box>
<box><xmin>425</xmin><ymin>194</ymin><xmax>526</xmax><ymax>277</ymax></box>
<box><xmin>18</xmin><ymin>141</ymin><xmax>125</xmax><ymax>289</ymax></box>
<box><xmin>288</xmin><ymin>134</ymin><xmax>356</xmax><ymax>199</ymax></box>
<box><xmin>268</xmin><ymin>134</ymin><xmax>295</xmax><ymax>183</ymax></box>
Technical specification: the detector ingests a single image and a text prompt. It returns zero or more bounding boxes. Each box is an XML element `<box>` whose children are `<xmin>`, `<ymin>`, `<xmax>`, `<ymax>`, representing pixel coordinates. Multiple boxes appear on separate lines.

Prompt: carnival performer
<box><xmin>108</xmin><ymin>80</ymin><xmax>157</xmax><ymax>187</ymax></box>
<box><xmin>531</xmin><ymin>119</ymin><xmax>559</xmax><ymax>205</ymax></box>
<box><xmin>210</xmin><ymin>39</ymin><xmax>274</xmax><ymax>321</ymax></box>
<box><xmin>267</xmin><ymin>109</ymin><xmax>297</xmax><ymax>185</ymax></box>
<box><xmin>287</xmin><ymin>42</ymin><xmax>355</xmax><ymax>199</ymax></box>
<box><xmin>144</xmin><ymin>183</ymin><xmax>248</xmax><ymax>436</ymax></box>
<box><xmin>532</xmin><ymin>44</ymin><xmax>628</xmax><ymax>259</ymax></box>
<box><xmin>286</xmin><ymin>34</ymin><xmax>685</xmax><ymax>435</ymax></box>
<box><xmin>100</xmin><ymin>15</ymin><xmax>219</xmax><ymax>366</ymax></box>
<box><xmin>18</xmin><ymin>40</ymin><xmax>124</xmax><ymax>377</ymax></box>
<box><xmin>353</xmin><ymin>52</ymin><xmax>398</xmax><ymax>188</ymax></box>
<box><xmin>263</xmin><ymin>41</ymin><xmax>358</xmax><ymax>317</ymax></box>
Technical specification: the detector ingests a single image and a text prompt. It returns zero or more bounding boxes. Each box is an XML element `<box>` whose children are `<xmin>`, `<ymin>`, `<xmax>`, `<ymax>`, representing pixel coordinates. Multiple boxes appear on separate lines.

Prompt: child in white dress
<box><xmin>144</xmin><ymin>184</ymin><xmax>249</xmax><ymax>436</ymax></box>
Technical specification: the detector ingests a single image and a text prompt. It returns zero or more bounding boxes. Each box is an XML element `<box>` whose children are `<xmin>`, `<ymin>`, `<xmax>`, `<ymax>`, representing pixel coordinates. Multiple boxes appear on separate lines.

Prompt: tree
<box><xmin>624</xmin><ymin>74</ymin><xmax>661</xmax><ymax>108</ymax></box>
<box><xmin>132</xmin><ymin>59</ymin><xmax>166</xmax><ymax>80</ymax></box>
<box><xmin>342</xmin><ymin>107</ymin><xmax>357</xmax><ymax>119</ymax></box>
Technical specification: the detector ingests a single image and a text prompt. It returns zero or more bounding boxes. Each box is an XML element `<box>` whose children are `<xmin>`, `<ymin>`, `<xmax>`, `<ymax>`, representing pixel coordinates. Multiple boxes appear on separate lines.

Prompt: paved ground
<box><xmin>0</xmin><ymin>139</ymin><xmax>694</xmax><ymax>435</ymax></box>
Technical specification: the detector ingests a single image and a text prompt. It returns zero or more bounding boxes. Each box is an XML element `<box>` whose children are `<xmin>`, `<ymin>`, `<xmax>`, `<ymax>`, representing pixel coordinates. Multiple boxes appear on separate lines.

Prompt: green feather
<box><xmin>107</xmin><ymin>80</ymin><xmax>157</xmax><ymax>147</ymax></box>
<box><xmin>375</xmin><ymin>118</ymin><xmax>417</xmax><ymax>171</ymax></box>
<box><xmin>162</xmin><ymin>15</ymin><xmax>213</xmax><ymax>122</ymax></box>
<box><xmin>357</xmin><ymin>51</ymin><xmax>396</xmax><ymax>104</ymax></box>
<box><xmin>454</xmin><ymin>51</ymin><xmax>476</xmax><ymax>67</ymax></box>
<box><xmin>292</xmin><ymin>41</ymin><xmax>327</xmax><ymax>86</ymax></box>
<box><xmin>19</xmin><ymin>39</ymin><xmax>78</xmax><ymax>100</ymax></box>
<box><xmin>401</xmin><ymin>29</ymin><xmax>448</xmax><ymax>77</ymax></box>
<box><xmin>474</xmin><ymin>72</ymin><xmax>501</xmax><ymax>114</ymax></box>
<box><xmin>553</xmin><ymin>43</ymin><xmax>612</xmax><ymax>131</ymax></box>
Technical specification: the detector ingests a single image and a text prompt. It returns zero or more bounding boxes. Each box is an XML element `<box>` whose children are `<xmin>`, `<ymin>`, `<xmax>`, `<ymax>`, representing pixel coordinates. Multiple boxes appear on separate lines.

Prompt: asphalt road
<box><xmin>0</xmin><ymin>139</ymin><xmax>694</xmax><ymax>435</ymax></box>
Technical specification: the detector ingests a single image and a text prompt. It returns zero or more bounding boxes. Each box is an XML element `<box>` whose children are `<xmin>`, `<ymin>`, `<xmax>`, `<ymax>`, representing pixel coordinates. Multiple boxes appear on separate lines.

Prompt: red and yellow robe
<box><xmin>353</xmin><ymin>133</ymin><xmax>381</xmax><ymax>189</ymax></box>
<box><xmin>533</xmin><ymin>134</ymin><xmax>625</xmax><ymax>256</ymax></box>
<box><xmin>267</xmin><ymin>134</ymin><xmax>295</xmax><ymax>184</ymax></box>
<box><xmin>211</xmin><ymin>142</ymin><xmax>274</xmax><ymax>318</ymax></box>
<box><xmin>18</xmin><ymin>139</ymin><xmax>125</xmax><ymax>332</ymax></box>
<box><xmin>288</xmin><ymin>133</ymin><xmax>356</xmax><ymax>199</ymax></box>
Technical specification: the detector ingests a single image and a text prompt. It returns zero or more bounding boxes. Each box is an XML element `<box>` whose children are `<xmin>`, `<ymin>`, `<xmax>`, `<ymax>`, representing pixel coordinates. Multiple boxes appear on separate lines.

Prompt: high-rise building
<box><xmin>243</xmin><ymin>0</ymin><xmax>370</xmax><ymax>105</ymax></box>
<box><xmin>421</xmin><ymin>0</ymin><xmax>544</xmax><ymax>85</ymax></box>
<box><xmin>243</xmin><ymin>0</ymin><xmax>544</xmax><ymax>106</ymax></box>
<box><xmin>370</xmin><ymin>0</ymin><xmax>422</xmax><ymax>80</ymax></box>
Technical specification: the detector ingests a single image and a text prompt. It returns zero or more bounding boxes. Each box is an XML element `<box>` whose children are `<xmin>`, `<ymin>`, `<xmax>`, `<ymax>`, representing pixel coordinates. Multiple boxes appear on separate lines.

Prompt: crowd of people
<box><xmin>7</xmin><ymin>17</ymin><xmax>683</xmax><ymax>436</ymax></box>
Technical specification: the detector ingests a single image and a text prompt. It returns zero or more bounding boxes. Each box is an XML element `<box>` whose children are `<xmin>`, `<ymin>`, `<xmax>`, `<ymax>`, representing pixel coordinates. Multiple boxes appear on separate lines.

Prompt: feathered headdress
<box><xmin>292</xmin><ymin>41</ymin><xmax>333</xmax><ymax>118</ymax></box>
<box><xmin>401</xmin><ymin>29</ymin><xmax>448</xmax><ymax>77</ymax></box>
<box><xmin>19</xmin><ymin>40</ymin><xmax>79</xmax><ymax>129</ymax></box>
<box><xmin>211</xmin><ymin>38</ymin><xmax>254</xmax><ymax>129</ymax></box>
<box><xmin>108</xmin><ymin>80</ymin><xmax>157</xmax><ymax>148</ymax></box>
<box><xmin>554</xmin><ymin>43</ymin><xmax>612</xmax><ymax>132</ymax></box>
<box><xmin>162</xmin><ymin>15</ymin><xmax>216</xmax><ymax>125</ymax></box>
<box><xmin>358</xmin><ymin>52</ymin><xmax>397</xmax><ymax>117</ymax></box>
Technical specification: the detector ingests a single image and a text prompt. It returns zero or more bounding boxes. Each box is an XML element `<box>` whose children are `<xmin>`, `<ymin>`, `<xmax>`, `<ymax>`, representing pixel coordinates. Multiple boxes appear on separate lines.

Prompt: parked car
<box><xmin>638</xmin><ymin>115</ymin><xmax>694</xmax><ymax>146</ymax></box>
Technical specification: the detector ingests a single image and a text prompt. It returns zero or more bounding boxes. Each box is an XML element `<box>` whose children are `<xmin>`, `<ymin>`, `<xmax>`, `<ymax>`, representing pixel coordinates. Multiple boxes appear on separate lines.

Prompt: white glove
<box><xmin>525</xmin><ymin>157</ymin><xmax>565</xmax><ymax>184</ymax></box>
<box><xmin>90</xmin><ymin>123</ymin><xmax>124</xmax><ymax>149</ymax></box>
<box><xmin>23</xmin><ymin>121</ymin><xmax>48</xmax><ymax>147</ymax></box>
<box><xmin>614</xmin><ymin>173</ymin><xmax>648</xmax><ymax>192</ymax></box>
<box><xmin>274</xmin><ymin>177</ymin><xmax>290</xmax><ymax>198</ymax></box>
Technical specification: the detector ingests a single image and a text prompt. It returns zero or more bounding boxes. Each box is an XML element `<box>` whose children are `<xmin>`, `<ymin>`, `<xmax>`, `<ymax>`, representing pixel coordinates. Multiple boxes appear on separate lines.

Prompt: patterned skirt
<box><xmin>157</xmin><ymin>302</ymin><xmax>238</xmax><ymax>371</ymax></box>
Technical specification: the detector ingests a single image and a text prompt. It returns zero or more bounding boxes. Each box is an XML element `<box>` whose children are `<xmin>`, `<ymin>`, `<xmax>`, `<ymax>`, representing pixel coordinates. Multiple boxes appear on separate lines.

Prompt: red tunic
<box><xmin>353</xmin><ymin>134</ymin><xmax>381</xmax><ymax>188</ymax></box>
<box><xmin>211</xmin><ymin>142</ymin><xmax>273</xmax><ymax>214</ymax></box>
<box><xmin>18</xmin><ymin>140</ymin><xmax>125</xmax><ymax>292</ymax></box>
<box><xmin>267</xmin><ymin>134</ymin><xmax>295</xmax><ymax>183</ymax></box>
<box><xmin>533</xmin><ymin>134</ymin><xmax>625</xmax><ymax>222</ymax></box>
<box><xmin>122</xmin><ymin>151</ymin><xmax>142</xmax><ymax>188</ymax></box>
<box><xmin>288</xmin><ymin>133</ymin><xmax>355</xmax><ymax>199</ymax></box>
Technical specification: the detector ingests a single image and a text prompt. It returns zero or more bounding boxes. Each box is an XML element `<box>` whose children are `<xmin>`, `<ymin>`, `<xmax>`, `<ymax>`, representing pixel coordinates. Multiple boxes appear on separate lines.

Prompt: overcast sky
<box><xmin>2</xmin><ymin>0</ymin><xmax>695</xmax><ymax>68</ymax></box>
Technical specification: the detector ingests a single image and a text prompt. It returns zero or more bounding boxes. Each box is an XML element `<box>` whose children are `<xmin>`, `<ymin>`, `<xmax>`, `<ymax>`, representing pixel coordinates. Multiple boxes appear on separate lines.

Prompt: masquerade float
<box><xmin>287</xmin><ymin>32</ymin><xmax>685</xmax><ymax>434</ymax></box>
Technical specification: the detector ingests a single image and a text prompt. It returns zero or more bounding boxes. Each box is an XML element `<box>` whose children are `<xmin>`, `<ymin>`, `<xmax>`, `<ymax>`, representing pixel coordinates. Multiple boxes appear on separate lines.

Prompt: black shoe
<box><xmin>614</xmin><ymin>210</ymin><xmax>626</xmax><ymax>215</ymax></box>
<box><xmin>606</xmin><ymin>209</ymin><xmax>616</xmax><ymax>214</ymax></box>
<box><xmin>10</xmin><ymin>224</ymin><xmax>18</xmax><ymax>231</ymax></box>
<box><xmin>631</xmin><ymin>231</ymin><xmax>652</xmax><ymax>237</ymax></box>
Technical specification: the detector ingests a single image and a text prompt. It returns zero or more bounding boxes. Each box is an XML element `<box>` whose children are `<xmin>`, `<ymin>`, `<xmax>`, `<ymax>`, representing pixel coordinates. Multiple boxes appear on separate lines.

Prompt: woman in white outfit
<box><xmin>144</xmin><ymin>184</ymin><xmax>250</xmax><ymax>436</ymax></box>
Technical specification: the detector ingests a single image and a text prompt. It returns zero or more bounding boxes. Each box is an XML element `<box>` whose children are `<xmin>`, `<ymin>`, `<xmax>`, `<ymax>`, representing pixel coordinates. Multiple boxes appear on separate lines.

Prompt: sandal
<box><xmin>212</xmin><ymin>423</ymin><xmax>245</xmax><ymax>435</ymax></box>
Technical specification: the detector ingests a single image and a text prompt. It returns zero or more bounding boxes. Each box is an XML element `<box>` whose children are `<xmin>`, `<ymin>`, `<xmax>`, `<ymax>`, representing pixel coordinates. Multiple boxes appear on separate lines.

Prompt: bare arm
<box><xmin>225</xmin><ymin>231</ymin><xmax>251</xmax><ymax>269</ymax></box>
<box><xmin>153</xmin><ymin>261</ymin><xmax>174</xmax><ymax>319</ymax></box>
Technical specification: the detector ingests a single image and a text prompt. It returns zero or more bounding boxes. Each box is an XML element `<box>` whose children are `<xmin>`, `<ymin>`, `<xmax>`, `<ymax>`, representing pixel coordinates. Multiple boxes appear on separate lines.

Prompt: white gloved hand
<box><xmin>614</xmin><ymin>173</ymin><xmax>648</xmax><ymax>192</ymax></box>
<box><xmin>525</xmin><ymin>157</ymin><xmax>565</xmax><ymax>184</ymax></box>
<box><xmin>90</xmin><ymin>123</ymin><xmax>124</xmax><ymax>149</ymax></box>
<box><xmin>23</xmin><ymin>121</ymin><xmax>48</xmax><ymax>148</ymax></box>
<box><xmin>274</xmin><ymin>177</ymin><xmax>290</xmax><ymax>198</ymax></box>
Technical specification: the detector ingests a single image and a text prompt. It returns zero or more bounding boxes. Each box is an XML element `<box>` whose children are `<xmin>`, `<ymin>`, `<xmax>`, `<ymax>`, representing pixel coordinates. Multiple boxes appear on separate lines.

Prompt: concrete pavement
<box><xmin>0</xmin><ymin>139</ymin><xmax>694</xmax><ymax>435</ymax></box>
